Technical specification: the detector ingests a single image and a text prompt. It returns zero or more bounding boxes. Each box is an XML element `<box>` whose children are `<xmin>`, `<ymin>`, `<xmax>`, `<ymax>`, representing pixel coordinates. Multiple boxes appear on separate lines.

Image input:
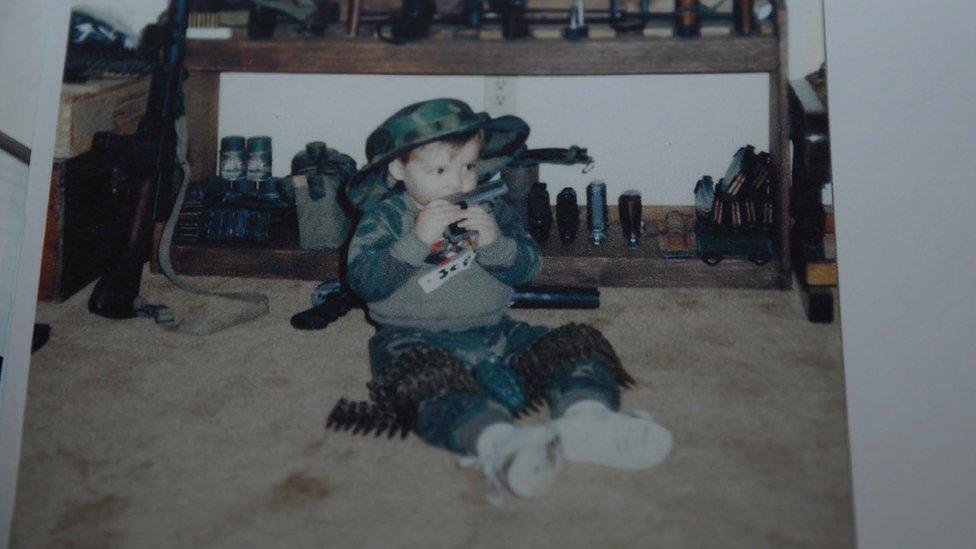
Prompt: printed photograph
<box><xmin>1</xmin><ymin>0</ymin><xmax>852</xmax><ymax>546</ymax></box>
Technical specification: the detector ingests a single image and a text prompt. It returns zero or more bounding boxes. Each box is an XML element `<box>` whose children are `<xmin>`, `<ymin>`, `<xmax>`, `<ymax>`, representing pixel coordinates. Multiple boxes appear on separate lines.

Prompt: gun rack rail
<box><xmin>184</xmin><ymin>34</ymin><xmax>780</xmax><ymax>76</ymax></box>
<box><xmin>154</xmin><ymin>206</ymin><xmax>782</xmax><ymax>289</ymax></box>
<box><xmin>161</xmin><ymin>240</ymin><xmax>780</xmax><ymax>288</ymax></box>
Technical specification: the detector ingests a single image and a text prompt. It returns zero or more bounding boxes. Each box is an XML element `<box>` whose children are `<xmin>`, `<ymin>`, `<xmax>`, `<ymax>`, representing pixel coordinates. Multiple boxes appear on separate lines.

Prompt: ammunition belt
<box><xmin>326</xmin><ymin>323</ymin><xmax>636</xmax><ymax>440</ymax></box>
<box><xmin>510</xmin><ymin>323</ymin><xmax>634</xmax><ymax>410</ymax></box>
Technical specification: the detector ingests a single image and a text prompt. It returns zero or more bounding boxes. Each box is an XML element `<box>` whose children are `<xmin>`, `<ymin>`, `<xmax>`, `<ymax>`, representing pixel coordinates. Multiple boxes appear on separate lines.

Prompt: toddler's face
<box><xmin>390</xmin><ymin>137</ymin><xmax>481</xmax><ymax>206</ymax></box>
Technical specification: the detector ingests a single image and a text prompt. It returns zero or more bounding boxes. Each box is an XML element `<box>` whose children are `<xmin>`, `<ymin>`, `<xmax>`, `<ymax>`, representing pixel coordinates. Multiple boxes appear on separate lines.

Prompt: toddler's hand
<box><xmin>414</xmin><ymin>199</ymin><xmax>466</xmax><ymax>245</ymax></box>
<box><xmin>457</xmin><ymin>206</ymin><xmax>500</xmax><ymax>249</ymax></box>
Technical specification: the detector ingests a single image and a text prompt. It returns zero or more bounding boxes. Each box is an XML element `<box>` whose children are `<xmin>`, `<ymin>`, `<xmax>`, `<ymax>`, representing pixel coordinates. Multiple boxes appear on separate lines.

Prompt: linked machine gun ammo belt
<box><xmin>326</xmin><ymin>323</ymin><xmax>635</xmax><ymax>438</ymax></box>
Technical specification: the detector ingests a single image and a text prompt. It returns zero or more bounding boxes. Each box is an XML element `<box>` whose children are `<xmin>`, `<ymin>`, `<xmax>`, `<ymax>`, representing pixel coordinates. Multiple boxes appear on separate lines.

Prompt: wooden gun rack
<box><xmin>160</xmin><ymin>0</ymin><xmax>791</xmax><ymax>289</ymax></box>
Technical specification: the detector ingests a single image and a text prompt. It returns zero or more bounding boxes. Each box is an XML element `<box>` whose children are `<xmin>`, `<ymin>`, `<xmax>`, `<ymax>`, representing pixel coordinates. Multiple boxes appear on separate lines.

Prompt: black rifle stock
<box><xmin>87</xmin><ymin>0</ymin><xmax>190</xmax><ymax>319</ymax></box>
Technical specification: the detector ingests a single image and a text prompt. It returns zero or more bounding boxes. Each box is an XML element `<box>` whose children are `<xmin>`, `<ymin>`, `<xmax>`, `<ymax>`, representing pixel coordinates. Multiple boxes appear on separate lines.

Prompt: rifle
<box><xmin>87</xmin><ymin>0</ymin><xmax>190</xmax><ymax>319</ymax></box>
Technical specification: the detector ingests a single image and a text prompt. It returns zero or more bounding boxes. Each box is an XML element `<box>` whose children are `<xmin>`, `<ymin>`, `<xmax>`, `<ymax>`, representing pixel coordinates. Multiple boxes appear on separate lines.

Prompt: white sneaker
<box><xmin>460</xmin><ymin>423</ymin><xmax>565</xmax><ymax>504</ymax></box>
<box><xmin>555</xmin><ymin>400</ymin><xmax>673</xmax><ymax>470</ymax></box>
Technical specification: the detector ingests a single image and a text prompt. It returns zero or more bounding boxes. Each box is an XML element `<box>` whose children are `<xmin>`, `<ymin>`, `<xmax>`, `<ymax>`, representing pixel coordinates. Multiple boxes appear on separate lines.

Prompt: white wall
<box><xmin>825</xmin><ymin>0</ymin><xmax>976</xmax><ymax>547</ymax></box>
<box><xmin>0</xmin><ymin>3</ymin><xmax>46</xmax><ymax>144</ymax></box>
<box><xmin>0</xmin><ymin>0</ymin><xmax>50</xmax><ymax>349</ymax></box>
<box><xmin>1</xmin><ymin>0</ymin><xmax>53</xmax><ymax>354</ymax></box>
<box><xmin>71</xmin><ymin>0</ymin><xmax>169</xmax><ymax>37</ymax></box>
<box><xmin>76</xmin><ymin>0</ymin><xmax>825</xmax><ymax>206</ymax></box>
<box><xmin>0</xmin><ymin>151</ymin><xmax>28</xmax><ymax>353</ymax></box>
<box><xmin>788</xmin><ymin>0</ymin><xmax>825</xmax><ymax>80</ymax></box>
<box><xmin>219</xmin><ymin>72</ymin><xmax>769</xmax><ymax>205</ymax></box>
<box><xmin>1</xmin><ymin>2</ymin><xmax>71</xmax><ymax>542</ymax></box>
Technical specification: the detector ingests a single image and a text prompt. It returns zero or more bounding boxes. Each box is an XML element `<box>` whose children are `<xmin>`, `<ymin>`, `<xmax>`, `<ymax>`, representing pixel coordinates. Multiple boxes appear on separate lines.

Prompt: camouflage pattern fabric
<box><xmin>346</xmin><ymin>192</ymin><xmax>541</xmax><ymax>331</ymax></box>
<box><xmin>347</xmin><ymin>98</ymin><xmax>530</xmax><ymax>211</ymax></box>
<box><xmin>368</xmin><ymin>318</ymin><xmax>621</xmax><ymax>455</ymax></box>
<box><xmin>328</xmin><ymin>99</ymin><xmax>629</xmax><ymax>456</ymax></box>
<box><xmin>326</xmin><ymin>322</ymin><xmax>634</xmax><ymax>455</ymax></box>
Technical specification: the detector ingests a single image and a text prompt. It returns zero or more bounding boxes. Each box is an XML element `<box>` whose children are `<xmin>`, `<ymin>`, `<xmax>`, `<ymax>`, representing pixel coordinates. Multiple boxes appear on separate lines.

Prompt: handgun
<box><xmin>443</xmin><ymin>180</ymin><xmax>509</xmax><ymax>243</ymax></box>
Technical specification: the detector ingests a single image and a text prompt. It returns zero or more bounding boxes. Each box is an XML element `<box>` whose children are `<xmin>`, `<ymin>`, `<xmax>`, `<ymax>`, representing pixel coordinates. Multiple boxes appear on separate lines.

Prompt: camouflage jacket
<box><xmin>347</xmin><ymin>191</ymin><xmax>541</xmax><ymax>331</ymax></box>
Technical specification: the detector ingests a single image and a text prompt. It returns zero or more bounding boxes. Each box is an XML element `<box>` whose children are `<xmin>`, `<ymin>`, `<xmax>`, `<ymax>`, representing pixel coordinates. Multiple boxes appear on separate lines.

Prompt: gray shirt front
<box><xmin>347</xmin><ymin>190</ymin><xmax>542</xmax><ymax>331</ymax></box>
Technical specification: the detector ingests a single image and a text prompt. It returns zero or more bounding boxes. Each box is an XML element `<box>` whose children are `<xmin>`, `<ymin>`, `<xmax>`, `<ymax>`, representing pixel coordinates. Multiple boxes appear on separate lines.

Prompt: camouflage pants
<box><xmin>369</xmin><ymin>316</ymin><xmax>620</xmax><ymax>455</ymax></box>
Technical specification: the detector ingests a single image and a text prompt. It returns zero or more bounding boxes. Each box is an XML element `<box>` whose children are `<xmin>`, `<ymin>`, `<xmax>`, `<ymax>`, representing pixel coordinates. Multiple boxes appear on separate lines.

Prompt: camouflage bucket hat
<box><xmin>347</xmin><ymin>98</ymin><xmax>530</xmax><ymax>210</ymax></box>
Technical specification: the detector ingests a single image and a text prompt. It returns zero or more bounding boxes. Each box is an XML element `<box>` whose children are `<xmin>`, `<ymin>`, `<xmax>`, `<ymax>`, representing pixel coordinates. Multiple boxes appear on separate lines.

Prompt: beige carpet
<box><xmin>12</xmin><ymin>273</ymin><xmax>853</xmax><ymax>548</ymax></box>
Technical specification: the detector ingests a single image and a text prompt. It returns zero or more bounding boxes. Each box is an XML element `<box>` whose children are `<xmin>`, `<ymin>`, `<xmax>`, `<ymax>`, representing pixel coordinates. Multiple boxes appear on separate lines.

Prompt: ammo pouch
<box><xmin>289</xmin><ymin>142</ymin><xmax>357</xmax><ymax>250</ymax></box>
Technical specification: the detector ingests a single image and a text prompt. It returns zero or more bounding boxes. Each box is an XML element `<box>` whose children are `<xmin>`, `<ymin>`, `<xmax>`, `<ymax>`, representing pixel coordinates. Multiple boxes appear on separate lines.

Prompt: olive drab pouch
<box><xmin>288</xmin><ymin>142</ymin><xmax>358</xmax><ymax>250</ymax></box>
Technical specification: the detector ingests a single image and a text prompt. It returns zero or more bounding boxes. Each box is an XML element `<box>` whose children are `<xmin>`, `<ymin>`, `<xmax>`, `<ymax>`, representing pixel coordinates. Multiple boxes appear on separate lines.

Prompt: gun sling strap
<box><xmin>136</xmin><ymin>116</ymin><xmax>270</xmax><ymax>335</ymax></box>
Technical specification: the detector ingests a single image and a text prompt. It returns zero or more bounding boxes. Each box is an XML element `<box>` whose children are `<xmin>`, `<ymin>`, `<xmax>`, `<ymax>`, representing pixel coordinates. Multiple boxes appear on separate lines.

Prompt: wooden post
<box><xmin>183</xmin><ymin>71</ymin><xmax>220</xmax><ymax>183</ymax></box>
<box><xmin>770</xmin><ymin>0</ymin><xmax>791</xmax><ymax>288</ymax></box>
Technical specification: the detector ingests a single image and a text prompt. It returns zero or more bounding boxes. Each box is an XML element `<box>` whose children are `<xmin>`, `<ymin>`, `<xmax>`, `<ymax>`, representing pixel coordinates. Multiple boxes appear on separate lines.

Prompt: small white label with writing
<box><xmin>418</xmin><ymin>248</ymin><xmax>477</xmax><ymax>294</ymax></box>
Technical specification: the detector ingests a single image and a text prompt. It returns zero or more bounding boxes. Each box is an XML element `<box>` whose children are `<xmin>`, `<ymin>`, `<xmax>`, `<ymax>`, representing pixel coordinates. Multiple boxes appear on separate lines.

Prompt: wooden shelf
<box><xmin>185</xmin><ymin>34</ymin><xmax>780</xmax><ymax>76</ymax></box>
<box><xmin>157</xmin><ymin>205</ymin><xmax>781</xmax><ymax>289</ymax></box>
<box><xmin>175</xmin><ymin>0</ymin><xmax>791</xmax><ymax>288</ymax></box>
<box><xmin>165</xmin><ymin>238</ymin><xmax>343</xmax><ymax>281</ymax></box>
<box><xmin>162</xmin><ymin>236</ymin><xmax>780</xmax><ymax>289</ymax></box>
